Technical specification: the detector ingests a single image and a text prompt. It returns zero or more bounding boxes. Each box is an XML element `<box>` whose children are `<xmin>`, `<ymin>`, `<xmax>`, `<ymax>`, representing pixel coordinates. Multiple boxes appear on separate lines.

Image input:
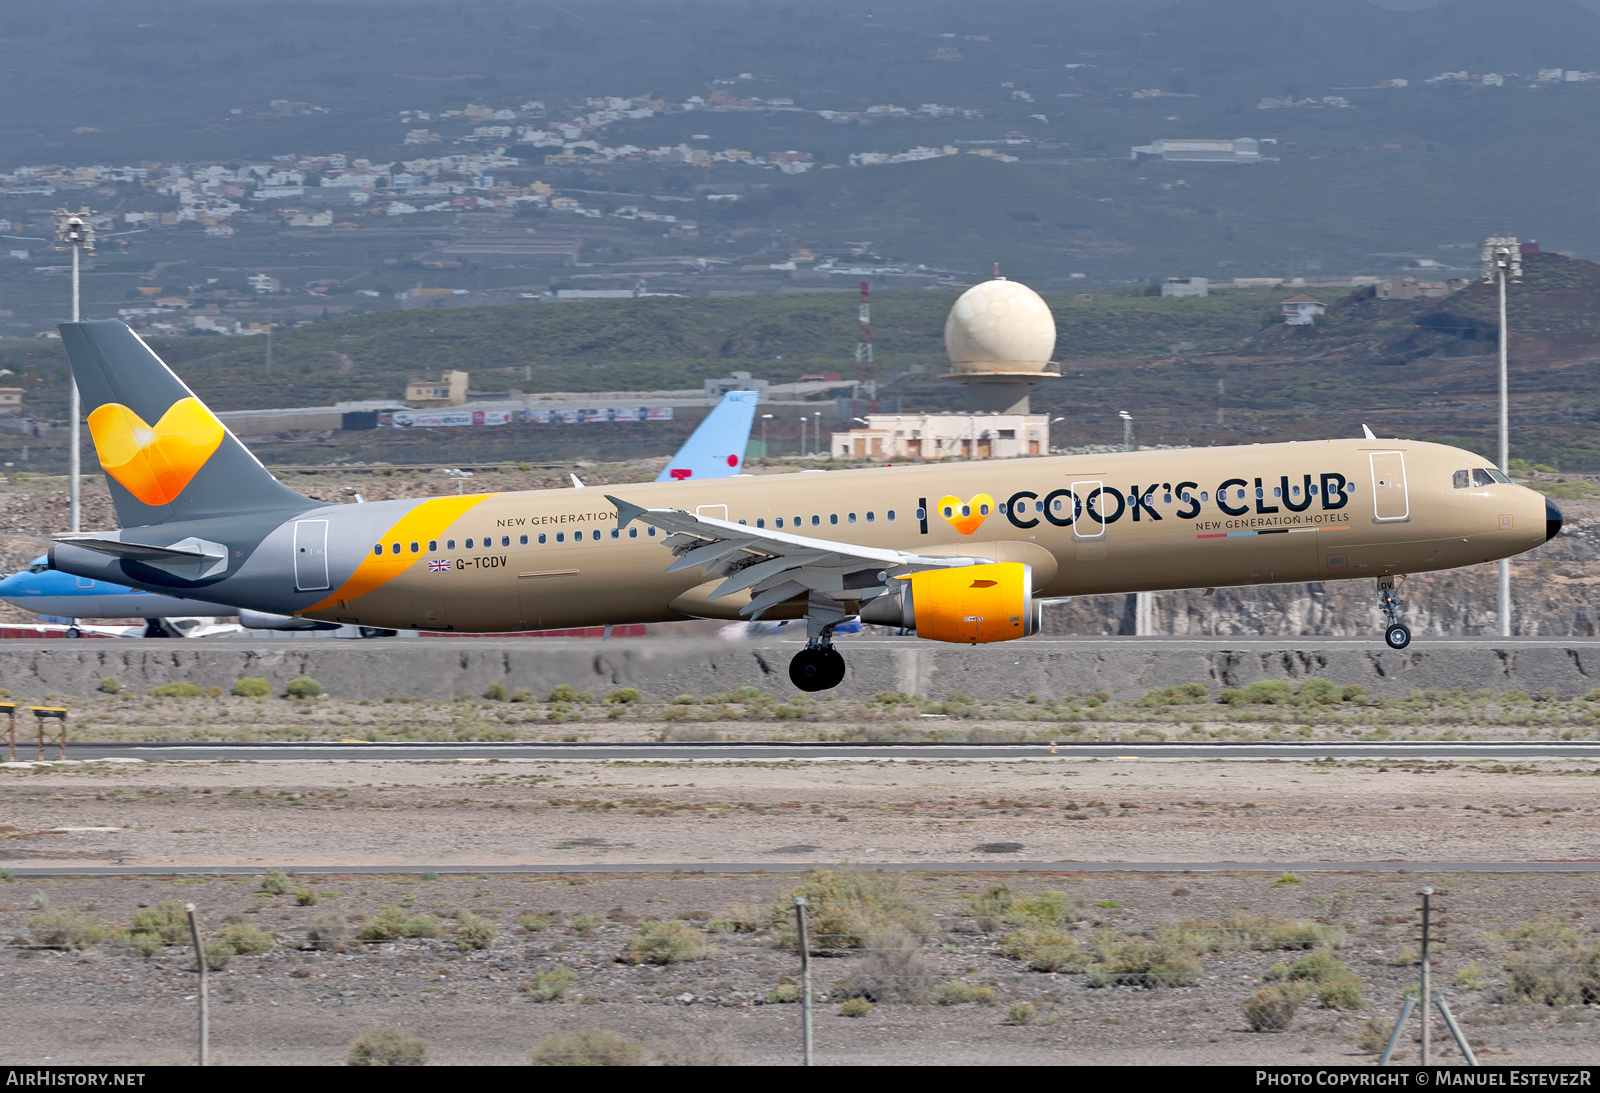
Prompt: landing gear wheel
<box><xmin>1384</xmin><ymin>624</ymin><xmax>1411</xmax><ymax>650</ymax></box>
<box><xmin>789</xmin><ymin>646</ymin><xmax>846</xmax><ymax>692</ymax></box>
<box><xmin>65</xmin><ymin>627</ymin><xmax>80</xmax><ymax>639</ymax></box>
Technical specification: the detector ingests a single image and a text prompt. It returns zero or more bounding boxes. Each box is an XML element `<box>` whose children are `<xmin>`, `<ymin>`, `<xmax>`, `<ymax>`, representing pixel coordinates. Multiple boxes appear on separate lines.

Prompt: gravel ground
<box><xmin>2</xmin><ymin>756</ymin><xmax>1597</xmax><ymax>868</ymax></box>
<box><xmin>3</xmin><ymin>870</ymin><xmax>1598</xmax><ymax>1066</ymax></box>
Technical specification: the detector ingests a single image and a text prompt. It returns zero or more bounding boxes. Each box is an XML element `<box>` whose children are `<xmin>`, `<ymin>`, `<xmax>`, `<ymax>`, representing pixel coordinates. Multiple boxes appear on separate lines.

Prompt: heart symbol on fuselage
<box><xmin>86</xmin><ymin>397</ymin><xmax>226</xmax><ymax>507</ymax></box>
<box><xmin>935</xmin><ymin>493</ymin><xmax>995</xmax><ymax>536</ymax></box>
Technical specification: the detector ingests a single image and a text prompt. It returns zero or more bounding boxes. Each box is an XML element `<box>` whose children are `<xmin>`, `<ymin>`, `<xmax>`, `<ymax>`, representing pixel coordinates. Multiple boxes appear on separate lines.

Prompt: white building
<box><xmin>1130</xmin><ymin>138</ymin><xmax>1269</xmax><ymax>163</ymax></box>
<box><xmin>1280</xmin><ymin>295</ymin><xmax>1326</xmax><ymax>325</ymax></box>
<box><xmin>1160</xmin><ymin>276</ymin><xmax>1208</xmax><ymax>297</ymax></box>
<box><xmin>831</xmin><ymin>412</ymin><xmax>1049</xmax><ymax>460</ymax></box>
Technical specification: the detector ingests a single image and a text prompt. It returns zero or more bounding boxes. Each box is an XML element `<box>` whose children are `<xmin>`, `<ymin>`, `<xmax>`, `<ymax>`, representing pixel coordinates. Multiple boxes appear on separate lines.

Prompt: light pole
<box><xmin>54</xmin><ymin>207</ymin><xmax>94</xmax><ymax>534</ymax></box>
<box><xmin>760</xmin><ymin>413</ymin><xmax>772</xmax><ymax>456</ymax></box>
<box><xmin>812</xmin><ymin>410</ymin><xmax>821</xmax><ymax>457</ymax></box>
<box><xmin>1483</xmin><ymin>236</ymin><xmax>1521</xmax><ymax>638</ymax></box>
<box><xmin>1118</xmin><ymin>410</ymin><xmax>1133</xmax><ymax>452</ymax></box>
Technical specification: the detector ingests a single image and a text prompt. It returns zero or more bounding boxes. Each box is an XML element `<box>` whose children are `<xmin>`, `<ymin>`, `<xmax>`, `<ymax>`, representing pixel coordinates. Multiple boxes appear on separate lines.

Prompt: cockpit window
<box><xmin>1457</xmin><ymin>468</ymin><xmax>1509</xmax><ymax>488</ymax></box>
<box><xmin>1485</xmin><ymin>467</ymin><xmax>1512</xmax><ymax>484</ymax></box>
<box><xmin>1473</xmin><ymin>468</ymin><xmax>1495</xmax><ymax>487</ymax></box>
<box><xmin>1452</xmin><ymin>470</ymin><xmax>1470</xmax><ymax>489</ymax></box>
<box><xmin>26</xmin><ymin>562</ymin><xmax>48</xmax><ymax>574</ymax></box>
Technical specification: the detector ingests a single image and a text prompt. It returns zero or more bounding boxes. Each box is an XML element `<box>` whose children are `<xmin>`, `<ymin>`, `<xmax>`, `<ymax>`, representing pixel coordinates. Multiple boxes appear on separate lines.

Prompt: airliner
<box><xmin>47</xmin><ymin>320</ymin><xmax>1559</xmax><ymax>688</ymax></box>
<box><xmin>0</xmin><ymin>385</ymin><xmax>762</xmax><ymax>635</ymax></box>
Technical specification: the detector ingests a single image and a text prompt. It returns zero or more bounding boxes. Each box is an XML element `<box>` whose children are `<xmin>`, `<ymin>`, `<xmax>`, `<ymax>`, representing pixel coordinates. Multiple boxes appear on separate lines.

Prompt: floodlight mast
<box><xmin>1482</xmin><ymin>235</ymin><xmax>1522</xmax><ymax>639</ymax></box>
<box><xmin>53</xmin><ymin>207</ymin><xmax>95</xmax><ymax>535</ymax></box>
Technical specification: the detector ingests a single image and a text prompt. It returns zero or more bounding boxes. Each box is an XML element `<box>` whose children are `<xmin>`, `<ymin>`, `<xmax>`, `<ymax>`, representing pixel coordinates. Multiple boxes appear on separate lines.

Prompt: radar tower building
<box><xmin>941</xmin><ymin>275</ymin><xmax>1059</xmax><ymax>414</ymax></box>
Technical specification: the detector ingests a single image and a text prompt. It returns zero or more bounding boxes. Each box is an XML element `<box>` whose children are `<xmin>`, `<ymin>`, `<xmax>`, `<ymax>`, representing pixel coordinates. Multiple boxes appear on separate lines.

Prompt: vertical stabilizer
<box><xmin>59</xmin><ymin>320</ymin><xmax>315</xmax><ymax>528</ymax></box>
<box><xmin>656</xmin><ymin>390</ymin><xmax>761</xmax><ymax>482</ymax></box>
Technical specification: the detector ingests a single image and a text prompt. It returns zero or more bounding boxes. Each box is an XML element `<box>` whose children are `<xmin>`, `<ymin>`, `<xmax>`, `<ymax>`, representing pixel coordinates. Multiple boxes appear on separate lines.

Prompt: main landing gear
<box><xmin>789</xmin><ymin>643</ymin><xmax>845</xmax><ymax>692</ymax></box>
<box><xmin>788</xmin><ymin>593</ymin><xmax>850</xmax><ymax>692</ymax></box>
<box><xmin>1378</xmin><ymin>574</ymin><xmax>1410</xmax><ymax>650</ymax></box>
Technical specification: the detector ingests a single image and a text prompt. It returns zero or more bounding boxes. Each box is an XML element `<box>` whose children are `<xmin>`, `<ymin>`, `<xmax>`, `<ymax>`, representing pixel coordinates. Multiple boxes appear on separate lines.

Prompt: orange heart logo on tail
<box><xmin>935</xmin><ymin>493</ymin><xmax>995</xmax><ymax>536</ymax></box>
<box><xmin>87</xmin><ymin>397</ymin><xmax>225</xmax><ymax>506</ymax></box>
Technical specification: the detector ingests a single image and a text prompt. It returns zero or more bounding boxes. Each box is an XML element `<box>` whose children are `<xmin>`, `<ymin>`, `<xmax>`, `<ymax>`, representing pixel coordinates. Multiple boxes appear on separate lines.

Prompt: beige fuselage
<box><xmin>310</xmin><ymin>438</ymin><xmax>1551</xmax><ymax>633</ymax></box>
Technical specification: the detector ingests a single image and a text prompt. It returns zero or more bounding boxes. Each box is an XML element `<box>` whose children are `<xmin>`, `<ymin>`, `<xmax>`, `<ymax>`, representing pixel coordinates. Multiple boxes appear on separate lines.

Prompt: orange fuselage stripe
<box><xmin>303</xmin><ymin>493</ymin><xmax>498</xmax><ymax>613</ymax></box>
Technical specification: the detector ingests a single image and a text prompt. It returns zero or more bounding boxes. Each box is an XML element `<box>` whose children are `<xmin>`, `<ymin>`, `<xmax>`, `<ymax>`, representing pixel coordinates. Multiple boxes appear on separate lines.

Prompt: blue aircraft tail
<box><xmin>656</xmin><ymin>390</ymin><xmax>761</xmax><ymax>482</ymax></box>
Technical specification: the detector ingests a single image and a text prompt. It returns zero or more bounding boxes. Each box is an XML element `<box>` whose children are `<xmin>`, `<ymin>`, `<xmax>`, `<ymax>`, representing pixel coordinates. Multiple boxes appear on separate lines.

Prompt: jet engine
<box><xmin>238</xmin><ymin>610</ymin><xmax>340</xmax><ymax>632</ymax></box>
<box><xmin>859</xmin><ymin>562</ymin><xmax>1039</xmax><ymax>644</ymax></box>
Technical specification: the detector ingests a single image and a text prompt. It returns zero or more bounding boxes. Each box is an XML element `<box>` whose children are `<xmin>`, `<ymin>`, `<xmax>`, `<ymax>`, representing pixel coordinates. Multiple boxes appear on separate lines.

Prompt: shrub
<box><xmin>1137</xmin><ymin>683</ymin><xmax>1208</xmax><ymax>706</ymax></box>
<box><xmin>286</xmin><ymin>676</ymin><xmax>323</xmax><ymax>699</ymax></box>
<box><xmin>1316</xmin><ymin>972</ymin><xmax>1367</xmax><ymax>1010</ymax></box>
<box><xmin>773</xmin><ymin>868</ymin><xmax>931</xmax><ymax>951</ymax></box>
<box><xmin>454</xmin><ymin>912</ymin><xmax>498</xmax><ymax>951</ymax></box>
<box><xmin>232</xmin><ymin>677</ymin><xmax>272</xmax><ymax>698</ymax></box>
<box><xmin>1455</xmin><ymin>962</ymin><xmax>1487</xmax><ymax>990</ymax></box>
<box><xmin>148</xmin><ymin>682</ymin><xmax>201</xmax><ymax>698</ymax></box>
<box><xmin>98</xmin><ymin>677</ymin><xmax>123</xmax><ymax>695</ymax></box>
<box><xmin>625</xmin><ymin>920</ymin><xmax>709</xmax><ymax>965</ymax></box>
<box><xmin>1506</xmin><ymin>940</ymin><xmax>1600</xmax><ymax>1005</ymax></box>
<box><xmin>1243</xmin><ymin>982</ymin><xmax>1309</xmax><ymax>1032</ymax></box>
<box><xmin>1212</xmin><ymin>914</ymin><xmax>1343</xmax><ymax>951</ymax></box>
<box><xmin>1001</xmin><ymin>924</ymin><xmax>1088</xmax><ymax>973</ymax></box>
<box><xmin>348</xmin><ymin>1028</ymin><xmax>429</xmax><ymax>1067</ymax></box>
<box><xmin>850</xmin><ymin>925</ymin><xmax>939</xmax><ymax>1003</ymax></box>
<box><xmin>518</xmin><ymin>913</ymin><xmax>550</xmax><ymax>932</ymax></box>
<box><xmin>764</xmin><ymin>981</ymin><xmax>801</xmax><ymax>1003</ymax></box>
<box><xmin>934</xmin><ymin>980</ymin><xmax>975</xmax><ymax>1005</ymax></box>
<box><xmin>220</xmin><ymin>923</ymin><xmax>276</xmax><ymax>955</ymax></box>
<box><xmin>1296</xmin><ymin>678</ymin><xmax>1342</xmax><ymax>705</ymax></box>
<box><xmin>1355</xmin><ymin>1019</ymin><xmax>1394</xmax><ymax>1055</ymax></box>
<box><xmin>359</xmin><ymin>906</ymin><xmax>441</xmax><ymax>941</ymax></box>
<box><xmin>306</xmin><ymin>915</ymin><xmax>351</xmax><ymax>951</ymax></box>
<box><xmin>129</xmin><ymin>902</ymin><xmax>190</xmax><ymax>945</ymax></box>
<box><xmin>260</xmin><ymin>869</ymin><xmax>292</xmax><ymax>895</ymax></box>
<box><xmin>1221</xmin><ymin>680</ymin><xmax>1294</xmax><ymax>706</ymax></box>
<box><xmin>485</xmin><ymin>682</ymin><xmax>509</xmax><ymax>701</ymax></box>
<box><xmin>569</xmin><ymin>913</ymin><xmax>602</xmax><ymax>935</ymax></box>
<box><xmin>839</xmin><ymin>998</ymin><xmax>874</xmax><ymax>1018</ymax></box>
<box><xmin>295</xmin><ymin>890</ymin><xmax>318</xmax><ymax>907</ymax></box>
<box><xmin>530</xmin><ymin>1029</ymin><xmax>647</xmax><ymax>1066</ymax></box>
<box><xmin>969</xmin><ymin>884</ymin><xmax>1014</xmax><ymax>931</ymax></box>
<box><xmin>1007</xmin><ymin>889</ymin><xmax>1079</xmax><ymax>925</ymax></box>
<box><xmin>604</xmin><ymin>687</ymin><xmax>641</xmax><ymax>706</ymax></box>
<box><xmin>202</xmin><ymin>941</ymin><xmax>234</xmax><ymax>970</ymax></box>
<box><xmin>1088</xmin><ymin>930</ymin><xmax>1203</xmax><ymax>988</ymax></box>
<box><xmin>1005</xmin><ymin>1002</ymin><xmax>1038</xmax><ymax>1026</ymax></box>
<box><xmin>549</xmin><ymin>684</ymin><xmax>594</xmax><ymax>703</ymax></box>
<box><xmin>29</xmin><ymin>910</ymin><xmax>104</xmax><ymax>949</ymax></box>
<box><xmin>526</xmin><ymin>966</ymin><xmax>578</xmax><ymax>1002</ymax></box>
<box><xmin>110</xmin><ymin>929</ymin><xmax>163</xmax><ymax>958</ymax></box>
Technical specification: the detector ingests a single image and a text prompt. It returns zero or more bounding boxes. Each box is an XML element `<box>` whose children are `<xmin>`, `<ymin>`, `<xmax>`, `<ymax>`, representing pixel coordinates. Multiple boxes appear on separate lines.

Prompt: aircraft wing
<box><xmin>607</xmin><ymin>495</ymin><xmax>987</xmax><ymax>619</ymax></box>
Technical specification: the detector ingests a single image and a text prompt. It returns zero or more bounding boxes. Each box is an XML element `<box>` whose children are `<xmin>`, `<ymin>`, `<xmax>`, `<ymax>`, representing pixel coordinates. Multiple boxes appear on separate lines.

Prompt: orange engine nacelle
<box><xmin>863</xmin><ymin>562</ymin><xmax>1039</xmax><ymax>644</ymax></box>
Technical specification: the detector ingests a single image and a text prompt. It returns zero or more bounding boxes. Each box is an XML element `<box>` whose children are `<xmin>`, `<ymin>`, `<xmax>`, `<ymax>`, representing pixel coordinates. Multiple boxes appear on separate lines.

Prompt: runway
<box><xmin>8</xmin><ymin>861</ymin><xmax>1600</xmax><ymax>878</ymax></box>
<box><xmin>25</xmin><ymin>740</ymin><xmax>1600</xmax><ymax>762</ymax></box>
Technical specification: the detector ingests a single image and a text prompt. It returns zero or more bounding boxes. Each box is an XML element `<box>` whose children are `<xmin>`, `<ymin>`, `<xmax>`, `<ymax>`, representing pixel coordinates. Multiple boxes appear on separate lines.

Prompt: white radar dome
<box><xmin>943</xmin><ymin>277</ymin><xmax>1057</xmax><ymax>375</ymax></box>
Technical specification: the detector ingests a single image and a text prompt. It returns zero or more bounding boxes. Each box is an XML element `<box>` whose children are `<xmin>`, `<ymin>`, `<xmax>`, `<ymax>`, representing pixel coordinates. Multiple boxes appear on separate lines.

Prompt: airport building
<box><xmin>831</xmin><ymin>275</ymin><xmax>1057</xmax><ymax>460</ymax></box>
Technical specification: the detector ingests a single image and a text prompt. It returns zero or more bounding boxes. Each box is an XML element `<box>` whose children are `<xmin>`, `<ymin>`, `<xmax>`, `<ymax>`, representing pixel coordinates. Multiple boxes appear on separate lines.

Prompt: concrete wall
<box><xmin>2</xmin><ymin>637</ymin><xmax>1598</xmax><ymax>703</ymax></box>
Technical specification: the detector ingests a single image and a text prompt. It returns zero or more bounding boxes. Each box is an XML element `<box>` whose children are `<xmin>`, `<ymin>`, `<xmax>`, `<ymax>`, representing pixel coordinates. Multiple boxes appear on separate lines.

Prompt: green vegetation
<box><xmin>218</xmin><ymin>923</ymin><xmax>276</xmax><ymax>955</ymax></box>
<box><xmin>453</xmin><ymin>912</ymin><xmax>498</xmax><ymax>951</ymax></box>
<box><xmin>28</xmin><ymin>910</ymin><xmax>104</xmax><ymax>949</ymax></box>
<box><xmin>232</xmin><ymin>677</ymin><xmax>272</xmax><ymax>698</ymax></box>
<box><xmin>348</xmin><ymin>1028</ymin><xmax>429</xmax><ymax>1067</ymax></box>
<box><xmin>306</xmin><ymin>915</ymin><xmax>351</xmax><ymax>951</ymax></box>
<box><xmin>530</xmin><ymin>1029</ymin><xmax>648</xmax><ymax>1066</ymax></box>
<box><xmin>148</xmin><ymin>682</ymin><xmax>201</xmax><ymax>699</ymax></box>
<box><xmin>1277</xmin><ymin>950</ymin><xmax>1365</xmax><ymax>1009</ymax></box>
<box><xmin>1244</xmin><ymin>983</ymin><xmax>1310</xmax><ymax>1032</ymax></box>
<box><xmin>517</xmin><ymin>913</ymin><xmax>550</xmax><ymax>933</ymax></box>
<box><xmin>358</xmin><ymin>906</ymin><xmax>442</xmax><ymax>941</ymax></box>
<box><xmin>98</xmin><ymin>677</ymin><xmax>123</xmax><ymax>695</ymax></box>
<box><xmin>1503</xmin><ymin>918</ymin><xmax>1600</xmax><ymax>1005</ymax></box>
<box><xmin>933</xmin><ymin>980</ymin><xmax>975</xmax><ymax>1005</ymax></box>
<box><xmin>839</xmin><ymin>997</ymin><xmax>874</xmax><ymax>1018</ymax></box>
<box><xmin>526</xmin><ymin>967</ymin><xmax>579</xmax><ymax>1002</ymax></box>
<box><xmin>764</xmin><ymin>981</ymin><xmax>802</xmax><ymax>1004</ymax></box>
<box><xmin>623</xmin><ymin>920</ymin><xmax>710</xmax><ymax>965</ymax></box>
<box><xmin>259</xmin><ymin>869</ymin><xmax>292</xmax><ymax>895</ymax></box>
<box><xmin>127</xmin><ymin>902</ymin><xmax>190</xmax><ymax>946</ymax></box>
<box><xmin>774</xmin><ymin>868</ymin><xmax>931</xmax><ymax>951</ymax></box>
<box><xmin>285</xmin><ymin>677</ymin><xmax>324</xmax><ymax>699</ymax></box>
<box><xmin>484</xmin><ymin>683</ymin><xmax>510</xmax><ymax>702</ymax></box>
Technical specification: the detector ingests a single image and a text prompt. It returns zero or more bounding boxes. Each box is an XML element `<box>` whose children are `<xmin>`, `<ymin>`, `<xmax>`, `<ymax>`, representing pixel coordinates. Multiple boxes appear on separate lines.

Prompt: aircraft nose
<box><xmin>1546</xmin><ymin>497</ymin><xmax>1564</xmax><ymax>542</ymax></box>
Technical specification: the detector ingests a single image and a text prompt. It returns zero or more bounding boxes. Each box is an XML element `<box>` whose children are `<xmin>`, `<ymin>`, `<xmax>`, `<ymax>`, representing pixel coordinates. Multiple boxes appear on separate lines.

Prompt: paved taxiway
<box><xmin>30</xmin><ymin>741</ymin><xmax>1600</xmax><ymax>762</ymax></box>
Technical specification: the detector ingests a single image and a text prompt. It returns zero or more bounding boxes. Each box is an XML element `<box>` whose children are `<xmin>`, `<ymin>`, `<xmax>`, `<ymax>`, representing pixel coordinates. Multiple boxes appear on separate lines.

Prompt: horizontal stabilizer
<box><xmin>53</xmin><ymin>534</ymin><xmax>229</xmax><ymax>580</ymax></box>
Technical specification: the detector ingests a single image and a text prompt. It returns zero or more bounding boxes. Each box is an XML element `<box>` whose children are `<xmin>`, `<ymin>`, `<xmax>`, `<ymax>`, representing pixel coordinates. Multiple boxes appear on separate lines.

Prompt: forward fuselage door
<box><xmin>1069</xmin><ymin>480</ymin><xmax>1106</xmax><ymax>539</ymax></box>
<box><xmin>293</xmin><ymin>519</ymin><xmax>331</xmax><ymax>591</ymax></box>
<box><xmin>1369</xmin><ymin>452</ymin><xmax>1410</xmax><ymax>522</ymax></box>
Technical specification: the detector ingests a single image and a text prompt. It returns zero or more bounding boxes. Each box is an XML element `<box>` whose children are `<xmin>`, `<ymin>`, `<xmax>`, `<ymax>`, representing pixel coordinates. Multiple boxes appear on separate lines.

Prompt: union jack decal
<box><xmin>427</xmin><ymin>558</ymin><xmax>451</xmax><ymax>572</ymax></box>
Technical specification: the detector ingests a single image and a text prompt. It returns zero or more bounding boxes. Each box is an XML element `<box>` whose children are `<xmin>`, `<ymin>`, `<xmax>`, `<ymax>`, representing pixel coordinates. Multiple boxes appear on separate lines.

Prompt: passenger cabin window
<box><xmin>757</xmin><ymin>518</ymin><xmax>765</xmax><ymax>528</ymax></box>
<box><xmin>391</xmin><ymin>543</ymin><xmax>401</xmax><ymax>555</ymax></box>
<box><xmin>610</xmin><ymin>529</ymin><xmax>619</xmax><ymax>539</ymax></box>
<box><xmin>829</xmin><ymin>513</ymin><xmax>838</xmax><ymax>525</ymax></box>
<box><xmin>465</xmin><ymin>538</ymin><xmax>474</xmax><ymax>549</ymax></box>
<box><xmin>410</xmin><ymin>542</ymin><xmax>420</xmax><ymax>553</ymax></box>
<box><xmin>447</xmin><ymin>539</ymin><xmax>456</xmax><ymax>550</ymax></box>
<box><xmin>556</xmin><ymin>532</ymin><xmax>564</xmax><ymax>543</ymax></box>
<box><xmin>648</xmin><ymin>527</ymin><xmax>657</xmax><ymax>537</ymax></box>
<box><xmin>429</xmin><ymin>540</ymin><xmax>438</xmax><ymax>551</ymax></box>
<box><xmin>1200</xmin><ymin>491</ymin><xmax>1209</xmax><ymax>502</ymax></box>
<box><xmin>811</xmin><ymin>515</ymin><xmax>820</xmax><ymax>526</ymax></box>
<box><xmin>520</xmin><ymin>535</ymin><xmax>528</xmax><ymax>545</ymax></box>
<box><xmin>887</xmin><ymin>510</ymin><xmax>896</xmax><ymax>522</ymax></box>
<box><xmin>501</xmin><ymin>536</ymin><xmax>510</xmax><ymax>547</ymax></box>
<box><xmin>629</xmin><ymin>528</ymin><xmax>638</xmax><ymax>538</ymax></box>
<box><xmin>774</xmin><ymin>518</ymin><xmax>784</xmax><ymax>528</ymax></box>
<box><xmin>847</xmin><ymin>513</ymin><xmax>856</xmax><ymax>524</ymax></box>
<box><xmin>538</xmin><ymin>533</ymin><xmax>547</xmax><ymax>544</ymax></box>
<box><xmin>372</xmin><ymin>545</ymin><xmax>382</xmax><ymax>556</ymax></box>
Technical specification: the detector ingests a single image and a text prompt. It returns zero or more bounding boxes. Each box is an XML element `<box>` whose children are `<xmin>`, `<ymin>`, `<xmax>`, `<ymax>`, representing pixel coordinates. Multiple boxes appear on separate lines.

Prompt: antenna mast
<box><xmin>853</xmin><ymin>280</ymin><xmax>877</xmax><ymax>414</ymax></box>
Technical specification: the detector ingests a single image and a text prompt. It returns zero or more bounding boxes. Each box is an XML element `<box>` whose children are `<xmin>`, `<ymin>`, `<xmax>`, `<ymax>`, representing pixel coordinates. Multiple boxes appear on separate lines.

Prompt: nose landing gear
<box><xmin>1378</xmin><ymin>575</ymin><xmax>1410</xmax><ymax>649</ymax></box>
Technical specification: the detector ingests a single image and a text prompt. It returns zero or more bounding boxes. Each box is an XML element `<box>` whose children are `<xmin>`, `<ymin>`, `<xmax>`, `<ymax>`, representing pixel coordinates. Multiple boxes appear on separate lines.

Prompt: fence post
<box><xmin>1378</xmin><ymin>994</ymin><xmax>1417</xmax><ymax>1067</ymax></box>
<box><xmin>795</xmin><ymin>896</ymin><xmax>813</xmax><ymax>1067</ymax></box>
<box><xmin>1419</xmin><ymin>887</ymin><xmax>1432</xmax><ymax>1067</ymax></box>
<box><xmin>1434</xmin><ymin>991</ymin><xmax>1478</xmax><ymax>1066</ymax></box>
<box><xmin>186</xmin><ymin>903</ymin><xmax>208</xmax><ymax>1067</ymax></box>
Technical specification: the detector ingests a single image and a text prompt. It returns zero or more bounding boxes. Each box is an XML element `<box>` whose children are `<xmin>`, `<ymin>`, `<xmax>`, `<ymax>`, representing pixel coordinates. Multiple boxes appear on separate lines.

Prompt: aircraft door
<box><xmin>293</xmin><ymin>519</ymin><xmax>330</xmax><ymax>591</ymax></box>
<box><xmin>1069</xmin><ymin>481</ymin><xmax>1105</xmax><ymax>539</ymax></box>
<box><xmin>696</xmin><ymin>504</ymin><xmax>728</xmax><ymax>522</ymax></box>
<box><xmin>1369</xmin><ymin>452</ymin><xmax>1410</xmax><ymax>522</ymax></box>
